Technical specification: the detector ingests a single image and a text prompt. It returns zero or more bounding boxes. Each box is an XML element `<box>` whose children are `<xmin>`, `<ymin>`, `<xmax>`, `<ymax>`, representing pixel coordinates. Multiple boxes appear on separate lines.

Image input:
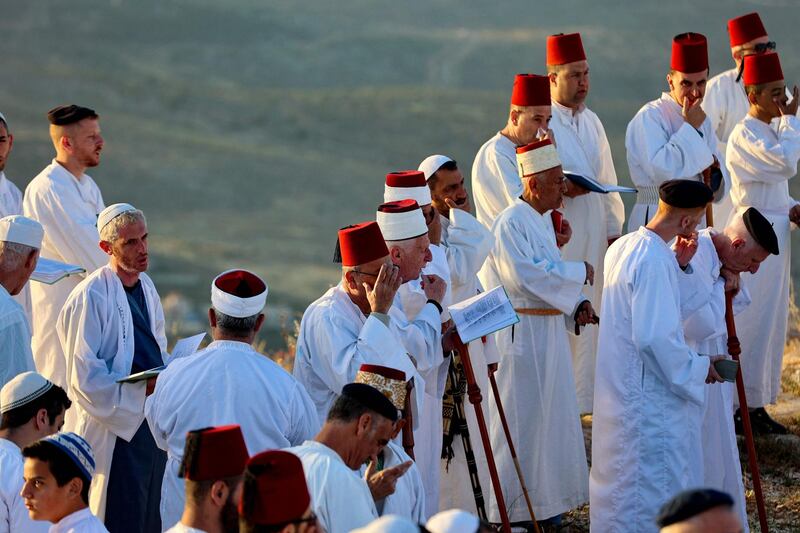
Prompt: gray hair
<box><xmin>0</xmin><ymin>241</ymin><xmax>36</xmax><ymax>271</ymax></box>
<box><xmin>213</xmin><ymin>309</ymin><xmax>260</xmax><ymax>336</ymax></box>
<box><xmin>100</xmin><ymin>209</ymin><xmax>146</xmax><ymax>243</ymax></box>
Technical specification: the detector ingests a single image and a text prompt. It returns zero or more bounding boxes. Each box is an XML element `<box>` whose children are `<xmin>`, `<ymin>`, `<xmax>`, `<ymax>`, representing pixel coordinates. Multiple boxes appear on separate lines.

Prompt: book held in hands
<box><xmin>448</xmin><ymin>285</ymin><xmax>519</xmax><ymax>344</ymax></box>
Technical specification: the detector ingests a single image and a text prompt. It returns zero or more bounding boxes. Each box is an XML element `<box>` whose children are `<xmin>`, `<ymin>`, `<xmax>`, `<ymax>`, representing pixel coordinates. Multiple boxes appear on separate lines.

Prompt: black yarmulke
<box><xmin>47</xmin><ymin>105</ymin><xmax>98</xmax><ymax>126</ymax></box>
<box><xmin>658</xmin><ymin>179</ymin><xmax>713</xmax><ymax>208</ymax></box>
<box><xmin>341</xmin><ymin>383</ymin><xmax>398</xmax><ymax>422</ymax></box>
<box><xmin>656</xmin><ymin>488</ymin><xmax>734</xmax><ymax>527</ymax></box>
<box><xmin>743</xmin><ymin>207</ymin><xmax>779</xmax><ymax>255</ymax></box>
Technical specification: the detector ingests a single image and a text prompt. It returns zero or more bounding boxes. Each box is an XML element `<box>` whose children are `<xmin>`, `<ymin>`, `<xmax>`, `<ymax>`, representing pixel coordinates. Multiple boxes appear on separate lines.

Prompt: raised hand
<box><xmin>366</xmin><ymin>263</ymin><xmax>402</xmax><ymax>314</ymax></box>
<box><xmin>674</xmin><ymin>233</ymin><xmax>699</xmax><ymax>269</ymax></box>
<box><xmin>776</xmin><ymin>85</ymin><xmax>799</xmax><ymax>116</ymax></box>
<box><xmin>422</xmin><ymin>274</ymin><xmax>447</xmax><ymax>304</ymax></box>
<box><xmin>682</xmin><ymin>96</ymin><xmax>707</xmax><ymax>129</ymax></box>
<box><xmin>365</xmin><ymin>457</ymin><xmax>413</xmax><ymax>500</ymax></box>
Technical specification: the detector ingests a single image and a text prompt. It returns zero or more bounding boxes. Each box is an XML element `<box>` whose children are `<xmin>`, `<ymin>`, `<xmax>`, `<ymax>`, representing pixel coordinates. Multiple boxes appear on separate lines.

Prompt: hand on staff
<box><xmin>776</xmin><ymin>85</ymin><xmax>799</xmax><ymax>116</ymax></box>
<box><xmin>366</xmin><ymin>263</ymin><xmax>402</xmax><ymax>314</ymax></box>
<box><xmin>555</xmin><ymin>219</ymin><xmax>572</xmax><ymax>247</ymax></box>
<box><xmin>720</xmin><ymin>267</ymin><xmax>740</xmax><ymax>294</ymax></box>
<box><xmin>441</xmin><ymin>324</ymin><xmax>458</xmax><ymax>354</ymax></box>
<box><xmin>706</xmin><ymin>355</ymin><xmax>726</xmax><ymax>384</ymax></box>
<box><xmin>682</xmin><ymin>96</ymin><xmax>707</xmax><ymax>129</ymax></box>
<box><xmin>789</xmin><ymin>203</ymin><xmax>800</xmax><ymax>225</ymax></box>
<box><xmin>574</xmin><ymin>300</ymin><xmax>597</xmax><ymax>326</ymax></box>
<box><xmin>674</xmin><ymin>232</ymin><xmax>699</xmax><ymax>269</ymax></box>
<box><xmin>422</xmin><ymin>274</ymin><xmax>447</xmax><ymax>304</ymax></box>
<box><xmin>583</xmin><ymin>261</ymin><xmax>595</xmax><ymax>286</ymax></box>
<box><xmin>365</xmin><ymin>457</ymin><xmax>412</xmax><ymax>500</ymax></box>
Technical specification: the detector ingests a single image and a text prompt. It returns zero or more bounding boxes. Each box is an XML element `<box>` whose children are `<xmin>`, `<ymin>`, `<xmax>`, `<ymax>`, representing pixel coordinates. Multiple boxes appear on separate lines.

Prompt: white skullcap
<box><xmin>376</xmin><ymin>200</ymin><xmax>428</xmax><ymax>241</ymax></box>
<box><xmin>516</xmin><ymin>138</ymin><xmax>561</xmax><ymax>177</ymax></box>
<box><xmin>426</xmin><ymin>509</ymin><xmax>480</xmax><ymax>533</ymax></box>
<box><xmin>0</xmin><ymin>371</ymin><xmax>54</xmax><ymax>414</ymax></box>
<box><xmin>0</xmin><ymin>215</ymin><xmax>44</xmax><ymax>249</ymax></box>
<box><xmin>351</xmin><ymin>515</ymin><xmax>421</xmax><ymax>533</ymax></box>
<box><xmin>41</xmin><ymin>432</ymin><xmax>95</xmax><ymax>480</ymax></box>
<box><xmin>0</xmin><ymin>112</ymin><xmax>7</xmax><ymax>126</ymax></box>
<box><xmin>97</xmin><ymin>203</ymin><xmax>137</xmax><ymax>233</ymax></box>
<box><xmin>211</xmin><ymin>269</ymin><xmax>268</xmax><ymax>318</ymax></box>
<box><xmin>418</xmin><ymin>154</ymin><xmax>454</xmax><ymax>180</ymax></box>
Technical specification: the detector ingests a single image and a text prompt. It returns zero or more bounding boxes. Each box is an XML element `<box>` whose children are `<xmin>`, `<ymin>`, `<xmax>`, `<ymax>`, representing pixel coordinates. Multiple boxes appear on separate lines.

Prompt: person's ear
<box><xmin>356</xmin><ymin>413</ymin><xmax>372</xmax><ymax>436</ymax></box>
<box><xmin>210</xmin><ymin>480</ymin><xmax>230</xmax><ymax>507</ymax></box>
<box><xmin>98</xmin><ymin>240</ymin><xmax>113</xmax><ymax>255</ymax></box>
<box><xmin>343</xmin><ymin>270</ymin><xmax>357</xmax><ymax>290</ymax></box>
<box><xmin>548</xmin><ymin>72</ymin><xmax>558</xmax><ymax>86</ymax></box>
<box><xmin>208</xmin><ymin>308</ymin><xmax>217</xmax><ymax>328</ymax></box>
<box><xmin>67</xmin><ymin>477</ymin><xmax>83</xmax><ymax>500</ymax></box>
<box><xmin>510</xmin><ymin>109</ymin><xmax>520</xmax><ymax>126</ymax></box>
<box><xmin>666</xmin><ymin>73</ymin><xmax>674</xmax><ymax>91</ymax></box>
<box><xmin>34</xmin><ymin>408</ymin><xmax>49</xmax><ymax>431</ymax></box>
<box><xmin>731</xmin><ymin>237</ymin><xmax>746</xmax><ymax>250</ymax></box>
<box><xmin>60</xmin><ymin>135</ymin><xmax>72</xmax><ymax>153</ymax></box>
<box><xmin>391</xmin><ymin>419</ymin><xmax>406</xmax><ymax>439</ymax></box>
<box><xmin>253</xmin><ymin>313</ymin><xmax>266</xmax><ymax>333</ymax></box>
<box><xmin>24</xmin><ymin>249</ymin><xmax>39</xmax><ymax>271</ymax></box>
<box><xmin>390</xmin><ymin>246</ymin><xmax>402</xmax><ymax>264</ymax></box>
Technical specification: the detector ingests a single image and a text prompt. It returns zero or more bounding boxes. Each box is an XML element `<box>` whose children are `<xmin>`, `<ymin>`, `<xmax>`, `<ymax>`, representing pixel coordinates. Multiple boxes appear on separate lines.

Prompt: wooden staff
<box><xmin>402</xmin><ymin>380</ymin><xmax>415</xmax><ymax>460</ymax></box>
<box><xmin>725</xmin><ymin>291</ymin><xmax>769</xmax><ymax>532</ymax></box>
<box><xmin>489</xmin><ymin>371</ymin><xmax>542</xmax><ymax>533</ymax></box>
<box><xmin>702</xmin><ymin>167</ymin><xmax>715</xmax><ymax>227</ymax></box>
<box><xmin>452</xmin><ymin>333</ymin><xmax>512</xmax><ymax>533</ymax></box>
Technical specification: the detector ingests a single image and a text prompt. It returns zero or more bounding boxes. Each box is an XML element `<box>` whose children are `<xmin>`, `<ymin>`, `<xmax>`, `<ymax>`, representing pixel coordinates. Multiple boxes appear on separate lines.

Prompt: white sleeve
<box><xmin>288</xmin><ymin>382</ymin><xmax>322</xmax><ymax>444</ymax></box>
<box><xmin>728</xmin><ymin>115</ymin><xmax>800</xmax><ymax>183</ymax></box>
<box><xmin>594</xmin><ymin>117</ymin><xmax>625</xmax><ymax>238</ymax></box>
<box><xmin>443</xmin><ymin>209</ymin><xmax>494</xmax><ymax>288</ymax></box>
<box><xmin>0</xmin><ymin>310</ymin><xmax>35</xmax><ymax>388</ymax></box>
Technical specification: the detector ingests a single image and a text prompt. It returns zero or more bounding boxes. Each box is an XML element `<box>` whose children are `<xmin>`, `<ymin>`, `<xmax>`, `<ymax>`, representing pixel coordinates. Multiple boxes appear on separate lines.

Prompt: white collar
<box><xmin>0</xmin><ymin>437</ymin><xmax>21</xmax><ymax>455</ymax></box>
<box><xmin>659</xmin><ymin>92</ymin><xmax>682</xmax><ymax>112</ymax></box>
<box><xmin>51</xmin><ymin>508</ymin><xmax>95</xmax><ymax>531</ymax></box>
<box><xmin>552</xmin><ymin>98</ymin><xmax>585</xmax><ymax>118</ymax></box>
<box><xmin>205</xmin><ymin>339</ymin><xmax>255</xmax><ymax>352</ymax></box>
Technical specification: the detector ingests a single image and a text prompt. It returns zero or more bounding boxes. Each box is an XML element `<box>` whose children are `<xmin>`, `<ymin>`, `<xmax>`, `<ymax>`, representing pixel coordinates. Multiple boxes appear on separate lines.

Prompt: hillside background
<box><xmin>2</xmin><ymin>0</ymin><xmax>799</xmax><ymax>341</ymax></box>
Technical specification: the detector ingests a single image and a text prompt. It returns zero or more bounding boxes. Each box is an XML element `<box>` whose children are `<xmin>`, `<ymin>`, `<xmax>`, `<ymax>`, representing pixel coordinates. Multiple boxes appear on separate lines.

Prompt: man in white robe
<box><xmin>626</xmin><ymin>33</ymin><xmax>727</xmax><ymax>231</ymax></box>
<box><xmin>547</xmin><ymin>32</ymin><xmax>626</xmax><ymax>413</ymax></box>
<box><xmin>590</xmin><ymin>179</ymin><xmax>725</xmax><ymax>533</ymax></box>
<box><xmin>58</xmin><ymin>204</ymin><xmax>167</xmax><ymax>528</ymax></box>
<box><xmin>147</xmin><ymin>268</ymin><xmax>318</xmax><ymax>529</ymax></box>
<box><xmin>479</xmin><ymin>138</ymin><xmax>595</xmax><ymax>524</ymax></box>
<box><xmin>725</xmin><ymin>51</ymin><xmax>800</xmax><ymax>434</ymax></box>
<box><xmin>24</xmin><ymin>105</ymin><xmax>107</xmax><ymax>387</ymax></box>
<box><xmin>472</xmin><ymin>74</ymin><xmax>553</xmax><ymax>228</ymax></box>
<box><xmin>0</xmin><ymin>216</ymin><xmax>42</xmax><ymax>387</ymax></box>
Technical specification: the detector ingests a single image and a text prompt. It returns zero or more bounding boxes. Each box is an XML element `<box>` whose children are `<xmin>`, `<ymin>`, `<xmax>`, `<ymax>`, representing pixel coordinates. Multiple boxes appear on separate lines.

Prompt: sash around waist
<box><xmin>515</xmin><ymin>308</ymin><xmax>563</xmax><ymax>316</ymax></box>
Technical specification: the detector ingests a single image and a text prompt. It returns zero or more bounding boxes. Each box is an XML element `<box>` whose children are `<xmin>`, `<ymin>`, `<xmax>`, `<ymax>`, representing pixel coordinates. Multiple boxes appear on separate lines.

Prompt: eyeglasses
<box><xmin>351</xmin><ymin>269</ymin><xmax>379</xmax><ymax>278</ymax></box>
<box><xmin>270</xmin><ymin>512</ymin><xmax>319</xmax><ymax>529</ymax></box>
<box><xmin>751</xmin><ymin>41</ymin><xmax>777</xmax><ymax>54</ymax></box>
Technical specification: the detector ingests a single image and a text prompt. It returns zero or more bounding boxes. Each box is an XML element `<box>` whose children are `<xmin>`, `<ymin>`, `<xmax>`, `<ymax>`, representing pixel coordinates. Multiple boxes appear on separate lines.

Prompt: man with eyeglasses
<box><xmin>478</xmin><ymin>138</ymin><xmax>595</xmax><ymax>529</ymax></box>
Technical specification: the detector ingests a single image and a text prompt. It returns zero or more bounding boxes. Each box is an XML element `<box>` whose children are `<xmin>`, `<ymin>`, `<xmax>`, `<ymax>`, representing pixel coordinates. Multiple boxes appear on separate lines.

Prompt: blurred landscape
<box><xmin>2</xmin><ymin>0</ymin><xmax>800</xmax><ymax>343</ymax></box>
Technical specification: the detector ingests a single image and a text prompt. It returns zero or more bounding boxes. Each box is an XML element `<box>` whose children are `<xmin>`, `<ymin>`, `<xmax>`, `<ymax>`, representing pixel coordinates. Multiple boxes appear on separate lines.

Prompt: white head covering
<box><xmin>383</xmin><ymin>171</ymin><xmax>432</xmax><ymax>206</ymax></box>
<box><xmin>98</xmin><ymin>203</ymin><xmax>137</xmax><ymax>233</ymax></box>
<box><xmin>0</xmin><ymin>371</ymin><xmax>54</xmax><ymax>414</ymax></box>
<box><xmin>418</xmin><ymin>154</ymin><xmax>454</xmax><ymax>181</ymax></box>
<box><xmin>351</xmin><ymin>515</ymin><xmax>420</xmax><ymax>533</ymax></box>
<box><xmin>426</xmin><ymin>509</ymin><xmax>480</xmax><ymax>533</ymax></box>
<box><xmin>0</xmin><ymin>111</ymin><xmax>7</xmax><ymax>127</ymax></box>
<box><xmin>211</xmin><ymin>269</ymin><xmax>268</xmax><ymax>318</ymax></box>
<box><xmin>376</xmin><ymin>200</ymin><xmax>428</xmax><ymax>241</ymax></box>
<box><xmin>41</xmin><ymin>432</ymin><xmax>95</xmax><ymax>480</ymax></box>
<box><xmin>516</xmin><ymin>139</ymin><xmax>561</xmax><ymax>177</ymax></box>
<box><xmin>0</xmin><ymin>215</ymin><xmax>44</xmax><ymax>249</ymax></box>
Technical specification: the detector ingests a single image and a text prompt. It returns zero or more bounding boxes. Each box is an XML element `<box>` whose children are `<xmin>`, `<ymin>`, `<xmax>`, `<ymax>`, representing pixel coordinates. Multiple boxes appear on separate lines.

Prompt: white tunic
<box><xmin>24</xmin><ymin>160</ymin><xmax>107</xmax><ymax>387</ymax></box>
<box><xmin>146</xmin><ymin>340</ymin><xmax>319</xmax><ymax>530</ymax></box>
<box><xmin>471</xmin><ymin>132</ymin><xmax>521</xmax><ymax>228</ymax></box>
<box><xmin>164</xmin><ymin>524</ymin><xmax>205</xmax><ymax>533</ymax></box>
<box><xmin>590</xmin><ymin>227</ymin><xmax>710</xmax><ymax>533</ymax></box>
<box><xmin>725</xmin><ymin>114</ymin><xmax>800</xmax><ymax>406</ymax></box>
<box><xmin>0</xmin><ymin>438</ymin><xmax>49</xmax><ymax>533</ymax></box>
<box><xmin>0</xmin><ymin>285</ymin><xmax>35</xmax><ymax>388</ymax></box>
<box><xmin>287</xmin><ymin>440</ymin><xmax>378</xmax><ymax>533</ymax></box>
<box><xmin>0</xmin><ymin>171</ymin><xmax>32</xmax><ymax>328</ymax></box>
<box><xmin>360</xmin><ymin>441</ymin><xmax>426</xmax><ymax>523</ymax></box>
<box><xmin>57</xmin><ymin>265</ymin><xmax>167</xmax><ymax>519</ymax></box>
<box><xmin>625</xmin><ymin>93</ymin><xmax>726</xmax><ymax>232</ymax></box>
<box><xmin>551</xmin><ymin>100</ymin><xmax>626</xmax><ymax>413</ymax></box>
<box><xmin>49</xmin><ymin>508</ymin><xmax>108</xmax><ymax>533</ymax></box>
<box><xmin>478</xmin><ymin>199</ymin><xmax>589</xmax><ymax>521</ymax></box>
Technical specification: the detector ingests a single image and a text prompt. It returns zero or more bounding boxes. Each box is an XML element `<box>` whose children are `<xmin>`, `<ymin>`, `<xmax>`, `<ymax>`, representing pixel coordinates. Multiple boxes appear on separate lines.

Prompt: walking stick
<box><xmin>402</xmin><ymin>381</ymin><xmax>415</xmax><ymax>460</ymax></box>
<box><xmin>489</xmin><ymin>370</ymin><xmax>542</xmax><ymax>533</ymax></box>
<box><xmin>452</xmin><ymin>332</ymin><xmax>512</xmax><ymax>533</ymax></box>
<box><xmin>725</xmin><ymin>291</ymin><xmax>769</xmax><ymax>532</ymax></box>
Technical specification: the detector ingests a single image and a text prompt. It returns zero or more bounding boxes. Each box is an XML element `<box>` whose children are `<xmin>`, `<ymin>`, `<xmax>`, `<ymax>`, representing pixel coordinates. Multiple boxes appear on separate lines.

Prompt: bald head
<box><xmin>716</xmin><ymin>215</ymin><xmax>772</xmax><ymax>274</ymax></box>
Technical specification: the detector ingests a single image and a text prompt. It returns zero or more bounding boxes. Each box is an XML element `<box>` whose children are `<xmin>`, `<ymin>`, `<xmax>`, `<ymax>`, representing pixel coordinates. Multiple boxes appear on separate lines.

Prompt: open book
<box><xmin>116</xmin><ymin>332</ymin><xmax>206</xmax><ymax>383</ymax></box>
<box><xmin>564</xmin><ymin>172</ymin><xmax>637</xmax><ymax>194</ymax></box>
<box><xmin>30</xmin><ymin>258</ymin><xmax>85</xmax><ymax>285</ymax></box>
<box><xmin>448</xmin><ymin>285</ymin><xmax>519</xmax><ymax>344</ymax></box>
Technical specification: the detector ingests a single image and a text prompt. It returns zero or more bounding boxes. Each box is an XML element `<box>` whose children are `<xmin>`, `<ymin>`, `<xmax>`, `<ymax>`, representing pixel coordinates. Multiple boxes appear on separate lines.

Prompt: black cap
<box><xmin>743</xmin><ymin>207</ymin><xmax>779</xmax><ymax>255</ymax></box>
<box><xmin>47</xmin><ymin>105</ymin><xmax>98</xmax><ymax>126</ymax></box>
<box><xmin>656</xmin><ymin>488</ymin><xmax>734</xmax><ymax>527</ymax></box>
<box><xmin>341</xmin><ymin>383</ymin><xmax>398</xmax><ymax>422</ymax></box>
<box><xmin>658</xmin><ymin>179</ymin><xmax>713</xmax><ymax>208</ymax></box>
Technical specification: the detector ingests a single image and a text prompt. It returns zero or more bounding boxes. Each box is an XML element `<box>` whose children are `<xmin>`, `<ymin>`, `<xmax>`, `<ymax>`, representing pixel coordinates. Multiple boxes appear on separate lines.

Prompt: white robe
<box><xmin>478</xmin><ymin>198</ymin><xmax>589</xmax><ymax>521</ymax></box>
<box><xmin>24</xmin><ymin>160</ymin><xmax>107</xmax><ymax>387</ymax></box>
<box><xmin>360</xmin><ymin>440</ymin><xmax>426</xmax><ymax>524</ymax></box>
<box><xmin>146</xmin><ymin>339</ymin><xmax>319</xmax><ymax>530</ymax></box>
<box><xmin>471</xmin><ymin>132</ymin><xmax>521</xmax><ymax>228</ymax></box>
<box><xmin>725</xmin><ymin>114</ymin><xmax>800</xmax><ymax>406</ymax></box>
<box><xmin>287</xmin><ymin>440</ymin><xmax>378</xmax><ymax>533</ymax></box>
<box><xmin>551</xmin><ymin>100</ymin><xmax>625</xmax><ymax>413</ymax></box>
<box><xmin>677</xmin><ymin>229</ymin><xmax>749</xmax><ymax>532</ymax></box>
<box><xmin>57</xmin><ymin>265</ymin><xmax>167</xmax><ymax>519</ymax></box>
<box><xmin>0</xmin><ymin>438</ymin><xmax>50</xmax><ymax>533</ymax></box>
<box><xmin>164</xmin><ymin>524</ymin><xmax>205</xmax><ymax>533</ymax></box>
<box><xmin>625</xmin><ymin>93</ymin><xmax>727</xmax><ymax>232</ymax></box>
<box><xmin>0</xmin><ymin>285</ymin><xmax>35</xmax><ymax>388</ymax></box>
<box><xmin>49</xmin><ymin>508</ymin><xmax>109</xmax><ymax>533</ymax></box>
<box><xmin>0</xmin><ymin>171</ymin><xmax>32</xmax><ymax>326</ymax></box>
<box><xmin>590</xmin><ymin>227</ymin><xmax>710</xmax><ymax>533</ymax></box>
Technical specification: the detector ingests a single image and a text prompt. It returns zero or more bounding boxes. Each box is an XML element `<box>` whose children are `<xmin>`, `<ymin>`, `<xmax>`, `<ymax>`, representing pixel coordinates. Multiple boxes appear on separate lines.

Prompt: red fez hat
<box><xmin>511</xmin><ymin>74</ymin><xmax>551</xmax><ymax>107</ymax></box>
<box><xmin>335</xmin><ymin>221</ymin><xmax>389</xmax><ymax>267</ymax></box>
<box><xmin>728</xmin><ymin>12</ymin><xmax>767</xmax><ymax>47</ymax></box>
<box><xmin>743</xmin><ymin>52</ymin><xmax>783</xmax><ymax>86</ymax></box>
<box><xmin>385</xmin><ymin>171</ymin><xmax>426</xmax><ymax>188</ymax></box>
<box><xmin>546</xmin><ymin>33</ymin><xmax>587</xmax><ymax>66</ymax></box>
<box><xmin>179</xmin><ymin>425</ymin><xmax>249</xmax><ymax>481</ymax></box>
<box><xmin>671</xmin><ymin>33</ymin><xmax>708</xmax><ymax>74</ymax></box>
<box><xmin>239</xmin><ymin>450</ymin><xmax>311</xmax><ymax>526</ymax></box>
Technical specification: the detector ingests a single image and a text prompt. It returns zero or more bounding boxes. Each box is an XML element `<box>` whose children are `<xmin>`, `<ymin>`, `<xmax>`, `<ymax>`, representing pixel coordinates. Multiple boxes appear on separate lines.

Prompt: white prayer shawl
<box><xmin>478</xmin><ymin>199</ymin><xmax>589</xmax><ymax>521</ymax></box>
<box><xmin>0</xmin><ymin>438</ymin><xmax>50</xmax><ymax>533</ymax></box>
<box><xmin>57</xmin><ymin>265</ymin><xmax>167</xmax><ymax>520</ymax></box>
<box><xmin>49</xmin><ymin>508</ymin><xmax>109</xmax><ymax>533</ymax></box>
<box><xmin>292</xmin><ymin>282</ymin><xmax>423</xmax><ymax>427</ymax></box>
<box><xmin>0</xmin><ymin>285</ymin><xmax>35</xmax><ymax>388</ymax></box>
<box><xmin>676</xmin><ymin>229</ymin><xmax>749</xmax><ymax>532</ymax></box>
<box><xmin>471</xmin><ymin>132</ymin><xmax>521</xmax><ymax>228</ymax></box>
<box><xmin>360</xmin><ymin>441</ymin><xmax>426</xmax><ymax>523</ymax></box>
<box><xmin>590</xmin><ymin>228</ymin><xmax>710</xmax><ymax>533</ymax></box>
<box><xmin>625</xmin><ymin>93</ymin><xmax>727</xmax><ymax>232</ymax></box>
<box><xmin>0</xmin><ymin>172</ymin><xmax>32</xmax><ymax>328</ymax></box>
<box><xmin>287</xmin><ymin>440</ymin><xmax>378</xmax><ymax>533</ymax></box>
<box><xmin>551</xmin><ymin>100</ymin><xmax>625</xmax><ymax>413</ymax></box>
<box><xmin>146</xmin><ymin>340</ymin><xmax>319</xmax><ymax>530</ymax></box>
<box><xmin>24</xmin><ymin>160</ymin><xmax>107</xmax><ymax>388</ymax></box>
<box><xmin>725</xmin><ymin>114</ymin><xmax>800</xmax><ymax>406</ymax></box>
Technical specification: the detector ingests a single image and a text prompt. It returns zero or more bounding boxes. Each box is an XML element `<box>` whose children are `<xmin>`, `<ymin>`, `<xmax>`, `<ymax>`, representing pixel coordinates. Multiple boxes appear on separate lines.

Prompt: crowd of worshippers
<box><xmin>0</xmin><ymin>9</ymin><xmax>798</xmax><ymax>533</ymax></box>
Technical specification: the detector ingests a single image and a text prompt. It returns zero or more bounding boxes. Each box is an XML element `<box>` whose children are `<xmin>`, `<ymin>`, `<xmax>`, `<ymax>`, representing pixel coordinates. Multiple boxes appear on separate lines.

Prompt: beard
<box><xmin>220</xmin><ymin>496</ymin><xmax>239</xmax><ymax>533</ymax></box>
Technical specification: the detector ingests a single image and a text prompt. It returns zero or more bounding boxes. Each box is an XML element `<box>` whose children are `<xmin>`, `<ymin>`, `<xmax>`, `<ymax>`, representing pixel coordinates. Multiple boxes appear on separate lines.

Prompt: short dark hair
<box><xmin>185</xmin><ymin>475</ymin><xmax>240</xmax><ymax>504</ymax></box>
<box><xmin>427</xmin><ymin>159</ymin><xmax>459</xmax><ymax>188</ymax></box>
<box><xmin>656</xmin><ymin>488</ymin><xmax>734</xmax><ymax>527</ymax></box>
<box><xmin>22</xmin><ymin>440</ymin><xmax>90</xmax><ymax>504</ymax></box>
<box><xmin>213</xmin><ymin>309</ymin><xmax>259</xmax><ymax>336</ymax></box>
<box><xmin>1</xmin><ymin>385</ymin><xmax>71</xmax><ymax>430</ymax></box>
<box><xmin>326</xmin><ymin>392</ymin><xmax>372</xmax><ymax>423</ymax></box>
